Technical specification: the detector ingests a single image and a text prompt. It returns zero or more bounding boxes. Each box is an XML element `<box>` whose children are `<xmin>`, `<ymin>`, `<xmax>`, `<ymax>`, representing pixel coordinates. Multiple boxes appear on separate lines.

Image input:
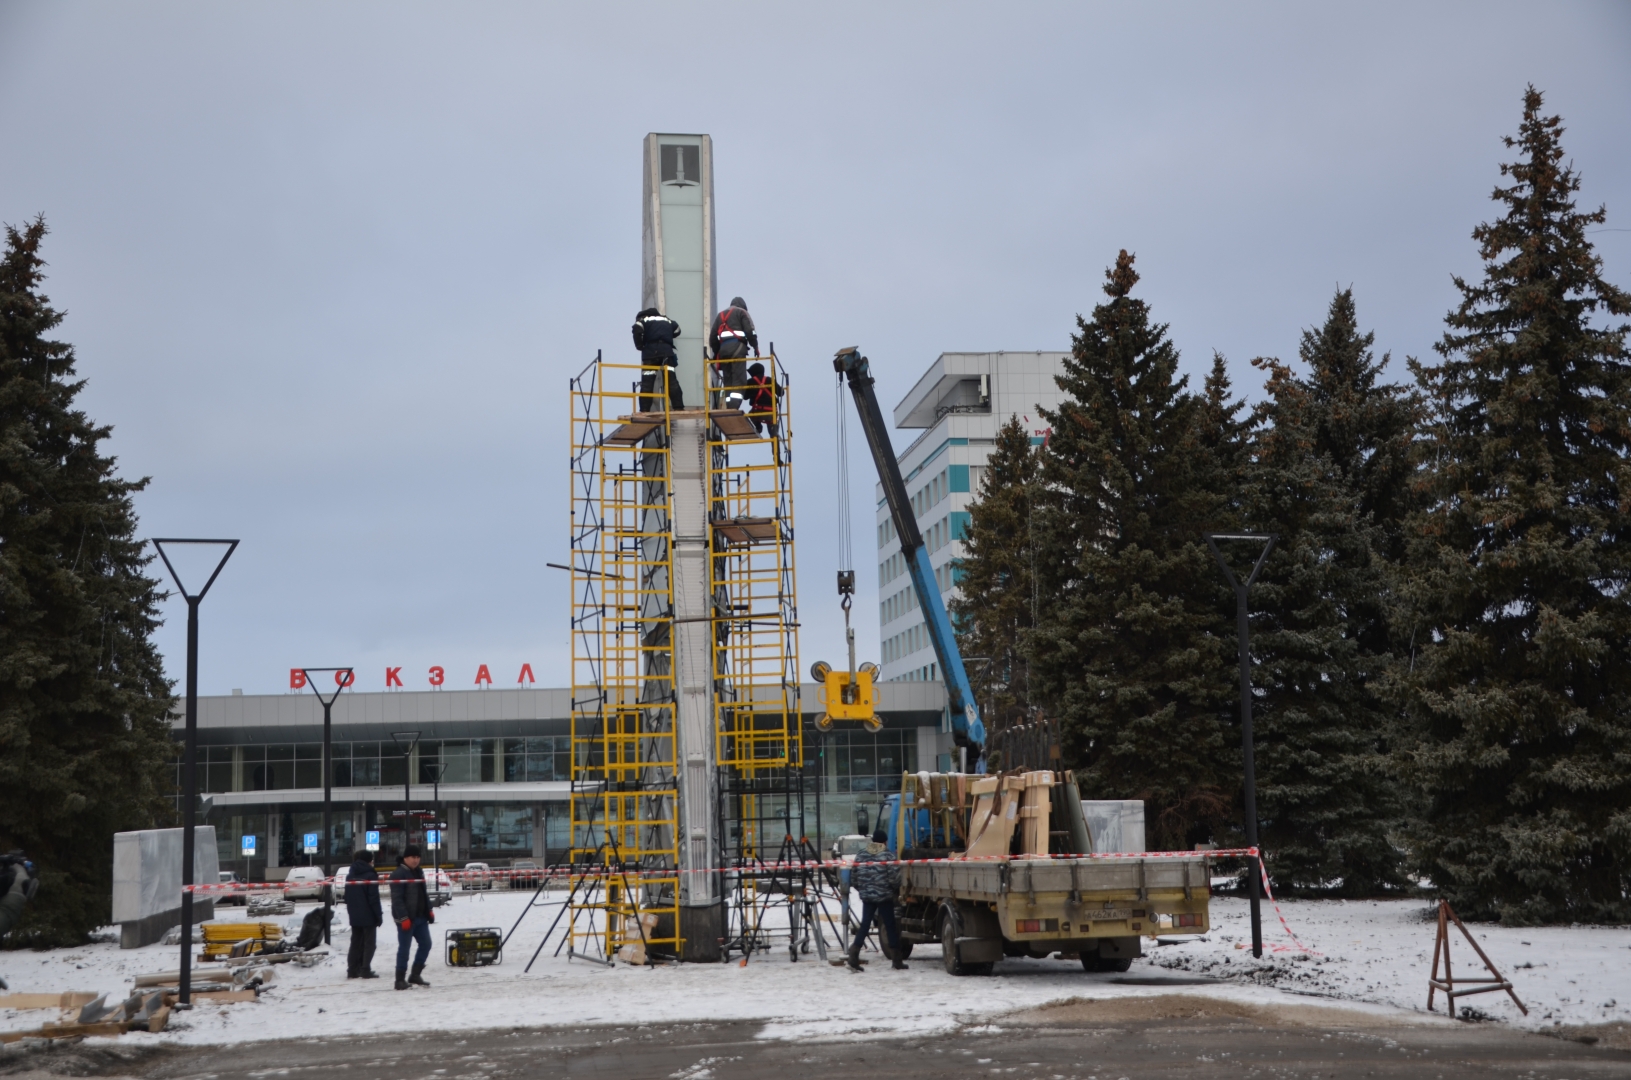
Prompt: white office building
<box><xmin>877</xmin><ymin>351</ymin><xmax>1070</xmax><ymax>684</ymax></box>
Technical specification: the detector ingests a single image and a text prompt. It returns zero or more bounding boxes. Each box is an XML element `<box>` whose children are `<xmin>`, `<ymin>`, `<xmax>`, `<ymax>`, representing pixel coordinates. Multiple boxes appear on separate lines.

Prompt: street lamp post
<box><xmin>424</xmin><ymin>760</ymin><xmax>447</xmax><ymax>899</ymax></box>
<box><xmin>152</xmin><ymin>538</ymin><xmax>239</xmax><ymax>1008</ymax></box>
<box><xmin>1204</xmin><ymin>532</ymin><xmax>1276</xmax><ymax>960</ymax></box>
<box><xmin>391</xmin><ymin>731</ymin><xmax>420</xmax><ymax>859</ymax></box>
<box><xmin>299</xmin><ymin>668</ymin><xmax>353</xmax><ymax>944</ymax></box>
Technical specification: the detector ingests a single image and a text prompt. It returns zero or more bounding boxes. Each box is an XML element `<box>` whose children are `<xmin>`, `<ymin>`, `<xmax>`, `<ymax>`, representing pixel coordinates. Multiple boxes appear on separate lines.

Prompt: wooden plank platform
<box><xmin>710</xmin><ymin>410</ymin><xmax>758</xmax><ymax>440</ymax></box>
<box><xmin>713</xmin><ymin>517</ymin><xmax>777</xmax><ymax>545</ymax></box>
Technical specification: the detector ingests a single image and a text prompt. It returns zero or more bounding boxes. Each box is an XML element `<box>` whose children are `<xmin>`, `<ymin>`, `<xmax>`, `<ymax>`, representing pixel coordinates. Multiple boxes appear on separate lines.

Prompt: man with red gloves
<box><xmin>389</xmin><ymin>845</ymin><xmax>434</xmax><ymax>990</ymax></box>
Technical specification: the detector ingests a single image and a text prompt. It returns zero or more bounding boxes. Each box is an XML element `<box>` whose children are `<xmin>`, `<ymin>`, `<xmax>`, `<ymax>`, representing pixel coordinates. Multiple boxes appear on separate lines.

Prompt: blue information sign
<box><xmin>241</xmin><ymin>835</ymin><xmax>257</xmax><ymax>857</ymax></box>
<box><xmin>365</xmin><ymin>830</ymin><xmax>380</xmax><ymax>852</ymax></box>
<box><xmin>426</xmin><ymin>829</ymin><xmax>441</xmax><ymax>849</ymax></box>
<box><xmin>302</xmin><ymin>832</ymin><xmax>319</xmax><ymax>854</ymax></box>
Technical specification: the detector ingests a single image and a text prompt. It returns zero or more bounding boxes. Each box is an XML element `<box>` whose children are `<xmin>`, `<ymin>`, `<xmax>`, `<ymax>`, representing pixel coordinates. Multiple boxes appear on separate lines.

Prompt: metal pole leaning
<box><xmin>1204</xmin><ymin>532</ymin><xmax>1275</xmax><ymax>960</ymax></box>
<box><xmin>151</xmin><ymin>538</ymin><xmax>239</xmax><ymax>1008</ymax></box>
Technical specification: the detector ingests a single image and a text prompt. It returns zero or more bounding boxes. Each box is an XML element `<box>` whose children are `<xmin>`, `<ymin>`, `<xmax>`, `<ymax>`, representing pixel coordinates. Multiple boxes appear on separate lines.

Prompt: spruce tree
<box><xmin>0</xmin><ymin>218</ymin><xmax>175</xmax><ymax>945</ymax></box>
<box><xmin>1243</xmin><ymin>290</ymin><xmax>1418</xmax><ymax>894</ymax></box>
<box><xmin>1397</xmin><ymin>88</ymin><xmax>1631</xmax><ymax>923</ymax></box>
<box><xmin>1031</xmin><ymin>251</ymin><xmax>1242</xmax><ymax>851</ymax></box>
<box><xmin>948</xmin><ymin>415</ymin><xmax>1038</xmax><ymax>764</ymax></box>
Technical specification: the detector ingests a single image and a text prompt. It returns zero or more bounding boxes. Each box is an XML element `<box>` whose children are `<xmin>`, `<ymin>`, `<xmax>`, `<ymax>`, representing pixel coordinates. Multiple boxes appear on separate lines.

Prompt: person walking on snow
<box><xmin>344</xmin><ymin>848</ymin><xmax>383</xmax><ymax>979</ymax></box>
<box><xmin>390</xmin><ymin>845</ymin><xmax>435</xmax><ymax>989</ymax></box>
<box><xmin>847</xmin><ymin>830</ymin><xmax>907</xmax><ymax>971</ymax></box>
<box><xmin>707</xmin><ymin>296</ymin><xmax>758</xmax><ymax>409</ymax></box>
<box><xmin>632</xmin><ymin>307</ymin><xmax>684</xmax><ymax>411</ymax></box>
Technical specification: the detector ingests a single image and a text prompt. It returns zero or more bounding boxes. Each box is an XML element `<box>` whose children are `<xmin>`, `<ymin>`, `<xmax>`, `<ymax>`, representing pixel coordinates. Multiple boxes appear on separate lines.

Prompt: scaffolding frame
<box><xmin>566</xmin><ymin>352</ymin><xmax>827</xmax><ymax>964</ymax></box>
<box><xmin>567</xmin><ymin>354</ymin><xmax>682</xmax><ymax>962</ymax></box>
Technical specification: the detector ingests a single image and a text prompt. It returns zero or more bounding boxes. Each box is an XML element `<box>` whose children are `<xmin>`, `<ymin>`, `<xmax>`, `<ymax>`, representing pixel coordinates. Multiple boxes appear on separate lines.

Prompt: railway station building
<box><xmin>175</xmin><ymin>682</ymin><xmax>950</xmax><ymax>882</ymax></box>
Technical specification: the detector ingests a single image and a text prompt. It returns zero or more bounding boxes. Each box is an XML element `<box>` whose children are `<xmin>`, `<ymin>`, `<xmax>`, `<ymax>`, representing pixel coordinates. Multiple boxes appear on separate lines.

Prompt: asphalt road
<box><xmin>5</xmin><ymin>996</ymin><xmax>1629</xmax><ymax>1079</ymax></box>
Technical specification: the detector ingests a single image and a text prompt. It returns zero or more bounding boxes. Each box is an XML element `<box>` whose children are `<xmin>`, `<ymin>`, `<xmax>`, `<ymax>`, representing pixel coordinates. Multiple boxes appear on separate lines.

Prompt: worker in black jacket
<box><xmin>632</xmin><ymin>308</ymin><xmax>684</xmax><ymax>411</ymax></box>
<box><xmin>343</xmin><ymin>849</ymin><xmax>383</xmax><ymax>979</ymax></box>
<box><xmin>389</xmin><ymin>845</ymin><xmax>435</xmax><ymax>990</ymax></box>
<box><xmin>745</xmin><ymin>362</ymin><xmax>777</xmax><ymax>437</ymax></box>
<box><xmin>707</xmin><ymin>297</ymin><xmax>758</xmax><ymax>409</ymax></box>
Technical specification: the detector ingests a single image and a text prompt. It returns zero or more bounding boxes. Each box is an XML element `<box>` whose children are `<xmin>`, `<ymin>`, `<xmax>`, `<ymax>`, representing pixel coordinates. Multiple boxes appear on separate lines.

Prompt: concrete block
<box><xmin>1080</xmin><ymin>801</ymin><xmax>1146</xmax><ymax>854</ymax></box>
<box><xmin>112</xmin><ymin>827</ymin><xmax>219</xmax><ymax>948</ymax></box>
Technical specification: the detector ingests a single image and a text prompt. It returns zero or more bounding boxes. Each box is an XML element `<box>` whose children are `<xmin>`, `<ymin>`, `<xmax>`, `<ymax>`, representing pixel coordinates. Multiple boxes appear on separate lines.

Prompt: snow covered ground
<box><xmin>4</xmin><ymin>888</ymin><xmax>1628</xmax><ymax>1047</ymax></box>
<box><xmin>1150</xmin><ymin>895</ymin><xmax>1631</xmax><ymax>1028</ymax></box>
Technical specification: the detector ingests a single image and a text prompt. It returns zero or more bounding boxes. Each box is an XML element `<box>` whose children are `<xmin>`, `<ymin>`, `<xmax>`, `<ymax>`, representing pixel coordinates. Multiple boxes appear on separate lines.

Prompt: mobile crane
<box><xmin>830</xmin><ymin>347</ymin><xmax>987</xmax><ymax>767</ymax></box>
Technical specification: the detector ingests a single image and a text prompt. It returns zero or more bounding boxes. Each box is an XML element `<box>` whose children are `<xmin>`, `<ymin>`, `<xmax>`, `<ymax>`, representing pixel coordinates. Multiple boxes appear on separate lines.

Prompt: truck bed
<box><xmin>892</xmin><ymin>853</ymin><xmax>1212</xmax><ymax>974</ymax></box>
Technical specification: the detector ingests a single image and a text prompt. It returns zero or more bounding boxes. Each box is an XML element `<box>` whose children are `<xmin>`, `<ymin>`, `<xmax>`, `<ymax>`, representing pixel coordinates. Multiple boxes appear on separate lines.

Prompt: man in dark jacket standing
<box><xmin>847</xmin><ymin>830</ymin><xmax>907</xmax><ymax>972</ymax></box>
<box><xmin>389</xmin><ymin>845</ymin><xmax>434</xmax><ymax>990</ymax></box>
<box><xmin>707</xmin><ymin>297</ymin><xmax>758</xmax><ymax>409</ymax></box>
<box><xmin>632</xmin><ymin>308</ymin><xmax>684</xmax><ymax>412</ymax></box>
<box><xmin>343</xmin><ymin>849</ymin><xmax>383</xmax><ymax>979</ymax></box>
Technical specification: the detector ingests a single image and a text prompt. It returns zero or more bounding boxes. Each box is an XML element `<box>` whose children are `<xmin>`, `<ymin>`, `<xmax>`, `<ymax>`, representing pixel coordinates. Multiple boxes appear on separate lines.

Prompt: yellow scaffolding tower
<box><xmin>567</xmin><ymin>355</ymin><xmax>682</xmax><ymax>962</ymax></box>
<box><xmin>707</xmin><ymin>357</ymin><xmax>808</xmax><ymax>956</ymax></box>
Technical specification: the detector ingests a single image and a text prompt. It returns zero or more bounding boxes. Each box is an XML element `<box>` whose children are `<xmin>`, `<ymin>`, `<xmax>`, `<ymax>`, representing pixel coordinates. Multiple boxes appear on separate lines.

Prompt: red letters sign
<box><xmin>289</xmin><ymin>663</ymin><xmax>544</xmax><ymax>691</ymax></box>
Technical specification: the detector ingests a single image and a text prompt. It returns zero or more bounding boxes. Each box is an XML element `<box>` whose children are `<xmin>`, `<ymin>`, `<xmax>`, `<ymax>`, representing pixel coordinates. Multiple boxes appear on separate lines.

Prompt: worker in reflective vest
<box><xmin>632</xmin><ymin>308</ymin><xmax>684</xmax><ymax>411</ymax></box>
<box><xmin>707</xmin><ymin>296</ymin><xmax>758</xmax><ymax>409</ymax></box>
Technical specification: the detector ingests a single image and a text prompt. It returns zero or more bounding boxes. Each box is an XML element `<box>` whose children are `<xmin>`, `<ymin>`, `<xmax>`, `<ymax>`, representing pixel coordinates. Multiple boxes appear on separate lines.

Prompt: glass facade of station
<box><xmin>173</xmin><ymin>685</ymin><xmax>948</xmax><ymax>879</ymax></box>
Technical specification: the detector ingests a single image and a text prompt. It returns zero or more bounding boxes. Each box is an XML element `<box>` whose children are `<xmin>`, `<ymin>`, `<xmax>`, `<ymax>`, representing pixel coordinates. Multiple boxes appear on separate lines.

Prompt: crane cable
<box><xmin>834</xmin><ymin>371</ymin><xmax>858</xmax><ymax>694</ymax></box>
<box><xmin>834</xmin><ymin>372</ymin><xmax>854</xmax><ymax>602</ymax></box>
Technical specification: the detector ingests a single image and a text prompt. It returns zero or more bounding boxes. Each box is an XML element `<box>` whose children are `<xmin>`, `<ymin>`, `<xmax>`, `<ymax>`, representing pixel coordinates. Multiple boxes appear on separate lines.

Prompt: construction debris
<box><xmin>247</xmin><ymin>892</ymin><xmax>294</xmax><ymax>917</ymax></box>
<box><xmin>0</xmin><ymin>991</ymin><xmax>173</xmax><ymax>1044</ymax></box>
<box><xmin>0</xmin><ymin>992</ymin><xmax>99</xmax><ymax>1011</ymax></box>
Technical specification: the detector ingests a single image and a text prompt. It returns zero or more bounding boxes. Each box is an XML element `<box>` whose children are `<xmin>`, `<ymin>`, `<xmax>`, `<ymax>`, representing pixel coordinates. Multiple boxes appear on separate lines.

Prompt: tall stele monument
<box><xmin>642</xmin><ymin>132</ymin><xmax>723</xmax><ymax>955</ymax></box>
<box><xmin>642</xmin><ymin>133</ymin><xmax>717</xmax><ymax>409</ymax></box>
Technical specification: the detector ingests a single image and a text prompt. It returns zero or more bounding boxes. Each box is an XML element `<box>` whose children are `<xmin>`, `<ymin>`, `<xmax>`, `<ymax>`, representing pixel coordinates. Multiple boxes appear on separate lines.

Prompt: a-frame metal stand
<box><xmin>1427</xmin><ymin>899</ymin><xmax>1527</xmax><ymax>1019</ymax></box>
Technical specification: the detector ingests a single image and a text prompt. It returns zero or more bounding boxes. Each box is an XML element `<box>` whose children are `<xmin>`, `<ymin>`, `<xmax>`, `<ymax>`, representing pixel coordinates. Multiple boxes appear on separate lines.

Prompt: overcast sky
<box><xmin>1</xmin><ymin>2</ymin><xmax>1628</xmax><ymax>696</ymax></box>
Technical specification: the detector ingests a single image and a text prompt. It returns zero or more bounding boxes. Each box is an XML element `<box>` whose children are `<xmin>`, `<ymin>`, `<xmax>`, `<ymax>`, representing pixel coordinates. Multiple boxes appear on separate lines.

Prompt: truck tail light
<box><xmin>1174</xmin><ymin>913</ymin><xmax>1201</xmax><ymax>928</ymax></box>
<box><xmin>1014</xmin><ymin>919</ymin><xmax>1058</xmax><ymax>934</ymax></box>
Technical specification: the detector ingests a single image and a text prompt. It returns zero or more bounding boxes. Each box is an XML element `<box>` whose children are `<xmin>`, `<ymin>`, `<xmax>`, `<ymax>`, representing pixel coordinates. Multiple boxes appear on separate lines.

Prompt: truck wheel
<box><xmin>1080</xmin><ymin>954</ymin><xmax>1133</xmax><ymax>973</ymax></box>
<box><xmin>940</xmin><ymin>916</ymin><xmax>967</xmax><ymax>975</ymax></box>
<box><xmin>939</xmin><ymin>909</ymin><xmax>989</xmax><ymax>975</ymax></box>
<box><xmin>882</xmin><ymin>939</ymin><xmax>913</xmax><ymax>961</ymax></box>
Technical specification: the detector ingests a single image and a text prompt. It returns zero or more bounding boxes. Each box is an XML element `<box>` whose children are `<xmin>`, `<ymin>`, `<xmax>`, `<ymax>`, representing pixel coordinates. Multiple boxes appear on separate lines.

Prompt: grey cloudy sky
<box><xmin>1</xmin><ymin>2</ymin><xmax>1627</xmax><ymax>696</ymax></box>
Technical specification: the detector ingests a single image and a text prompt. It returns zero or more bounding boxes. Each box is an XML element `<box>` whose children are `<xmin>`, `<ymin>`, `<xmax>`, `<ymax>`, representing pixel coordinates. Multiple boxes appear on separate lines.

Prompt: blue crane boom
<box><xmin>833</xmin><ymin>347</ymin><xmax>986</xmax><ymax>765</ymax></box>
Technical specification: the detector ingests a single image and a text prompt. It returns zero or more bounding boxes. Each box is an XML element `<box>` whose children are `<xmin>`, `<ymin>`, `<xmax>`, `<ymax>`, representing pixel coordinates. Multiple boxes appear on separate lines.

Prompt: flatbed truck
<box><xmin>877</xmin><ymin>775</ymin><xmax>1212</xmax><ymax>975</ymax></box>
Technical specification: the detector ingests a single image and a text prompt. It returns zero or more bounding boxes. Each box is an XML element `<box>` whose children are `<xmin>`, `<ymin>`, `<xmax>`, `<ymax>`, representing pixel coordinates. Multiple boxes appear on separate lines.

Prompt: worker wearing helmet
<box><xmin>632</xmin><ymin>308</ymin><xmax>684</xmax><ymax>411</ymax></box>
<box><xmin>708</xmin><ymin>296</ymin><xmax>758</xmax><ymax>409</ymax></box>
